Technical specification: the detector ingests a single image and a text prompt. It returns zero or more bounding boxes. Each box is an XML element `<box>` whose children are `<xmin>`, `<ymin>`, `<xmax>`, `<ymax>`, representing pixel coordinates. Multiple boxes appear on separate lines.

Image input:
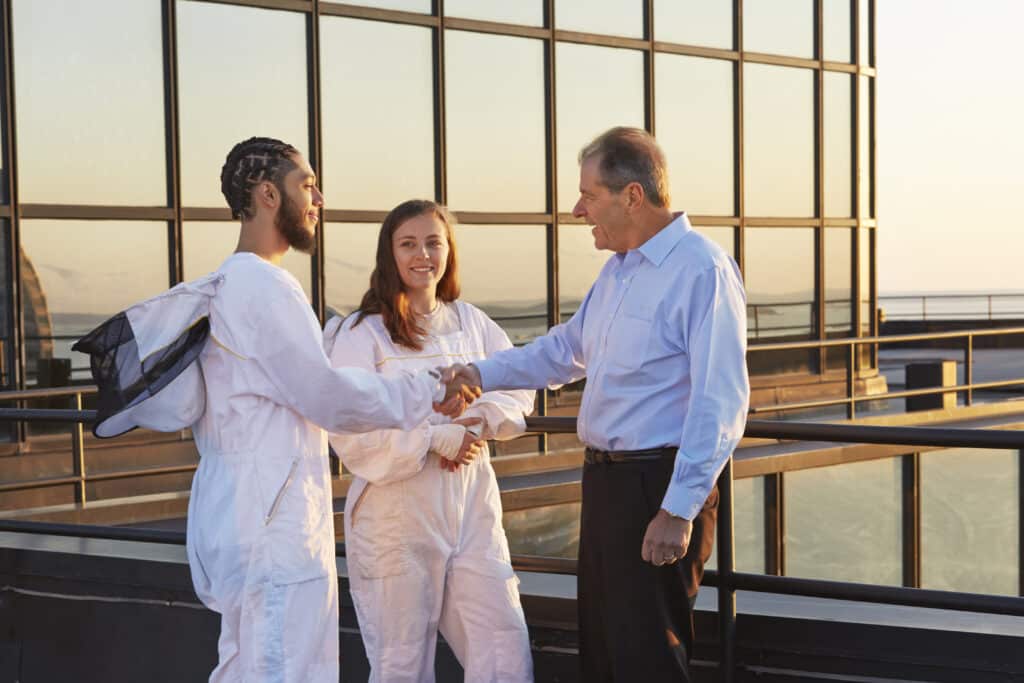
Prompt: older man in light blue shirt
<box><xmin>446</xmin><ymin>127</ymin><xmax>748</xmax><ymax>682</ymax></box>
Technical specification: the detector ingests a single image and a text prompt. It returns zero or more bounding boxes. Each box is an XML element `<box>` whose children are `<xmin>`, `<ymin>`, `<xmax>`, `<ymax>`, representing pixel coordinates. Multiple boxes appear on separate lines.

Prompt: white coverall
<box><xmin>186</xmin><ymin>253</ymin><xmax>444</xmax><ymax>682</ymax></box>
<box><xmin>324</xmin><ymin>300</ymin><xmax>535</xmax><ymax>683</ymax></box>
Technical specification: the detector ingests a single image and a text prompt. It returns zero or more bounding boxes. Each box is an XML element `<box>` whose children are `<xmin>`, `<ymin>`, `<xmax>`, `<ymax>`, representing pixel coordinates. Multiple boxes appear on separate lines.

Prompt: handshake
<box><xmin>433</xmin><ymin>363</ymin><xmax>484</xmax><ymax>416</ymax></box>
<box><xmin>430</xmin><ymin>363</ymin><xmax>485</xmax><ymax>473</ymax></box>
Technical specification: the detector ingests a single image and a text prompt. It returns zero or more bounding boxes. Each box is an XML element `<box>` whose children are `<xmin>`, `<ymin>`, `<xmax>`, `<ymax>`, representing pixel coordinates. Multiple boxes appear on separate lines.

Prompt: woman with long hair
<box><xmin>324</xmin><ymin>199</ymin><xmax>535</xmax><ymax>682</ymax></box>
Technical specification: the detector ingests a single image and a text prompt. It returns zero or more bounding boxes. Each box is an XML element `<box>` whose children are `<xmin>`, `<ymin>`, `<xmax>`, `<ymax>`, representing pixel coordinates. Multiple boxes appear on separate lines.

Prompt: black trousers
<box><xmin>578</xmin><ymin>456</ymin><xmax>719</xmax><ymax>682</ymax></box>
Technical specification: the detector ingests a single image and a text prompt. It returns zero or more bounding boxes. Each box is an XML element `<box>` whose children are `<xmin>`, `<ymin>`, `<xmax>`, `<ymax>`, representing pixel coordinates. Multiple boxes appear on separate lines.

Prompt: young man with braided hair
<box><xmin>185</xmin><ymin>137</ymin><xmax>473</xmax><ymax>682</ymax></box>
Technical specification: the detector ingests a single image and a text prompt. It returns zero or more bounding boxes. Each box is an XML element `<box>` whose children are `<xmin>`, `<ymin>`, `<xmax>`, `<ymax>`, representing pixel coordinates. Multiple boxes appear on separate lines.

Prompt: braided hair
<box><xmin>220</xmin><ymin>137</ymin><xmax>299</xmax><ymax>220</ymax></box>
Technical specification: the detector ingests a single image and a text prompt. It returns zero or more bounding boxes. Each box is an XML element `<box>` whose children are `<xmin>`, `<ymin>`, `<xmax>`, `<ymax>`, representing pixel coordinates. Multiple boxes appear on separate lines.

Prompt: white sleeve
<box><xmin>323</xmin><ymin>316</ymin><xmax>433</xmax><ymax>485</ymax></box>
<box><xmin>252</xmin><ymin>287</ymin><xmax>442</xmax><ymax>435</ymax></box>
<box><xmin>459</xmin><ymin>307</ymin><xmax>536</xmax><ymax>441</ymax></box>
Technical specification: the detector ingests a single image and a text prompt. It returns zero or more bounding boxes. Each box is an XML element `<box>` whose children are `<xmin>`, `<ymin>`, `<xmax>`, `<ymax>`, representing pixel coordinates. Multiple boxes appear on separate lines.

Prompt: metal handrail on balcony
<box><xmin>880</xmin><ymin>292</ymin><xmax>1024</xmax><ymax>321</ymax></box>
<box><xmin>1</xmin><ymin>414</ymin><xmax>1023</xmax><ymax>683</ymax></box>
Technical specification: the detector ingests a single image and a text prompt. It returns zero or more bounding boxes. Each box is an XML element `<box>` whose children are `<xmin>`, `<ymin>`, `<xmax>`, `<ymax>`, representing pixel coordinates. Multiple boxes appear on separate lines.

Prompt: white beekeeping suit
<box><xmin>324</xmin><ymin>300</ymin><xmax>535</xmax><ymax>683</ymax></box>
<box><xmin>186</xmin><ymin>253</ymin><xmax>445</xmax><ymax>683</ymax></box>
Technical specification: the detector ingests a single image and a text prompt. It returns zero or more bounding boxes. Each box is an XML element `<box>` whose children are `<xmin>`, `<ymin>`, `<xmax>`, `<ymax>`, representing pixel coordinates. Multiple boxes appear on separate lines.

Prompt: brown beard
<box><xmin>276</xmin><ymin>191</ymin><xmax>316</xmax><ymax>254</ymax></box>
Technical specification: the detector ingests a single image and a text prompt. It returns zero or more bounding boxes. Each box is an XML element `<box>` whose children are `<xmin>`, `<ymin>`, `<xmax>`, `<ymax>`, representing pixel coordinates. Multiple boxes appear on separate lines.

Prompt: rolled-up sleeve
<box><xmin>661</xmin><ymin>263</ymin><xmax>750</xmax><ymax>520</ymax></box>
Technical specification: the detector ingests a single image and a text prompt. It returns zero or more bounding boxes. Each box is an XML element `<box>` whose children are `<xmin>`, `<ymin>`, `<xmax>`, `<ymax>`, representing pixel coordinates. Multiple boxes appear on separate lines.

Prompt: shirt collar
<box><xmin>635</xmin><ymin>213</ymin><xmax>691</xmax><ymax>267</ymax></box>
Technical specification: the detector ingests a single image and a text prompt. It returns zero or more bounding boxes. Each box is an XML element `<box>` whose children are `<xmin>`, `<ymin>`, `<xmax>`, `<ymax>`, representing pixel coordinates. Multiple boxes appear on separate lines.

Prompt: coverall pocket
<box><xmin>348</xmin><ymin>482</ymin><xmax>408</xmax><ymax>579</ymax></box>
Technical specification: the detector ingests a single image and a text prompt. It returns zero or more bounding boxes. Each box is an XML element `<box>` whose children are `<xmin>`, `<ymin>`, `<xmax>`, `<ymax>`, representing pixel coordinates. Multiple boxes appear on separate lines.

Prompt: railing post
<box><xmin>922</xmin><ymin>296</ymin><xmax>927</xmax><ymax>321</ymax></box>
<box><xmin>71</xmin><ymin>392</ymin><xmax>86</xmax><ymax>504</ymax></box>
<box><xmin>847</xmin><ymin>341</ymin><xmax>856</xmax><ymax>419</ymax></box>
<box><xmin>901</xmin><ymin>453</ymin><xmax>921</xmax><ymax>587</ymax></box>
<box><xmin>965</xmin><ymin>334</ymin><xmax>973</xmax><ymax>406</ymax></box>
<box><xmin>717</xmin><ymin>459</ymin><xmax>737</xmax><ymax>683</ymax></box>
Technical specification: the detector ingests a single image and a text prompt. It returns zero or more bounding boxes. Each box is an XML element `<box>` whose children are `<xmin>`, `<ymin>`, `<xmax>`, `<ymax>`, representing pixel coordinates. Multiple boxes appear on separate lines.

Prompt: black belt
<box><xmin>584</xmin><ymin>446</ymin><xmax>677</xmax><ymax>465</ymax></box>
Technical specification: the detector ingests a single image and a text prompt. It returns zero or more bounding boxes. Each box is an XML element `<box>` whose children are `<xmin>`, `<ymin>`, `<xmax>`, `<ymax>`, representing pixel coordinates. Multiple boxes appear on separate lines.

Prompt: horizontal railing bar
<box><xmin>0</xmin><ymin>475</ymin><xmax>82</xmax><ymax>493</ymax></box>
<box><xmin>880</xmin><ymin>293</ymin><xmax>1024</xmax><ymax>300</ymax></box>
<box><xmin>0</xmin><ymin>386</ymin><xmax>97</xmax><ymax>401</ymax></box>
<box><xmin>2</xmin><ymin>521</ymin><xmax>1021</xmax><ymax>617</ymax></box>
<box><xmin>725</xmin><ymin>571</ymin><xmax>1024</xmax><ymax>618</ymax></box>
<box><xmin>749</xmin><ymin>326</ymin><xmax>1024</xmax><ymax>351</ymax></box>
<box><xmin>0</xmin><ymin>408</ymin><xmax>98</xmax><ymax>421</ymax></box>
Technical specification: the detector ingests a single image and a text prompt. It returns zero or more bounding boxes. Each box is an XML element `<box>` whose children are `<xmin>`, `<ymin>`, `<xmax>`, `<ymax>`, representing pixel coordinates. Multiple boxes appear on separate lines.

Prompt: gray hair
<box><xmin>578</xmin><ymin>126</ymin><xmax>670</xmax><ymax>208</ymax></box>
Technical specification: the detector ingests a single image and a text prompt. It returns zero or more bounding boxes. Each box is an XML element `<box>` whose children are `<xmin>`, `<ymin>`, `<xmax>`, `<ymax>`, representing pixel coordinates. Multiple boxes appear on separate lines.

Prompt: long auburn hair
<box><xmin>351</xmin><ymin>199</ymin><xmax>461</xmax><ymax>350</ymax></box>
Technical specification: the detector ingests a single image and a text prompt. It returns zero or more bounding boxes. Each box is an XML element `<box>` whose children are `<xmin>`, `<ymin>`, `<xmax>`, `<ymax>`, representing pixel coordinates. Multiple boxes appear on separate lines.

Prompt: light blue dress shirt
<box><xmin>475</xmin><ymin>214</ymin><xmax>750</xmax><ymax>520</ymax></box>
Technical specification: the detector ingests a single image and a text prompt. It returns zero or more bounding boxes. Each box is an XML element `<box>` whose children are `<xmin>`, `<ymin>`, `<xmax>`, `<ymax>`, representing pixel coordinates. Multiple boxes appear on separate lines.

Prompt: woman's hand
<box><xmin>439</xmin><ymin>417</ymin><xmax>485</xmax><ymax>471</ymax></box>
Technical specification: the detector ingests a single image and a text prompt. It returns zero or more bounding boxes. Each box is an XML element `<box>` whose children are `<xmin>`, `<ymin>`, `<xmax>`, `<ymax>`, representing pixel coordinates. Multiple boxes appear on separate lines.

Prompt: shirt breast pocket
<box><xmin>606</xmin><ymin>308</ymin><xmax>655</xmax><ymax>371</ymax></box>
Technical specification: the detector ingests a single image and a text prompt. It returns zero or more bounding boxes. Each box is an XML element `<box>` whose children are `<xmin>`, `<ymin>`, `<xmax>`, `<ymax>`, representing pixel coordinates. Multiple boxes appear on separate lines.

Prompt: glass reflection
<box><xmin>445</xmin><ymin>31</ymin><xmax>546</xmax><ymax>212</ymax></box>
<box><xmin>559</xmin><ymin>224</ymin><xmax>612</xmax><ymax>321</ymax></box>
<box><xmin>654</xmin><ymin>0</ymin><xmax>732</xmax><ymax>49</ymax></box>
<box><xmin>177</xmin><ymin>1</ymin><xmax>308</xmax><ymax>207</ymax></box>
<box><xmin>743</xmin><ymin>64</ymin><xmax>815</xmax><ymax>217</ymax></box>
<box><xmin>825</xmin><ymin>228</ymin><xmax>852</xmax><ymax>338</ymax></box>
<box><xmin>786</xmin><ymin>458</ymin><xmax>902</xmax><ymax>584</ymax></box>
<box><xmin>323</xmin><ymin>222</ymin><xmax>380</xmax><ymax>318</ymax></box>
<box><xmin>504</xmin><ymin>502</ymin><xmax>581</xmax><ymax>559</ymax></box>
<box><xmin>445</xmin><ymin>0</ymin><xmax>543</xmax><ymax>26</ymax></box>
<box><xmin>823</xmin><ymin>0</ymin><xmax>853</xmax><ymax>62</ymax></box>
<box><xmin>824</xmin><ymin>72</ymin><xmax>853</xmax><ymax>217</ymax></box>
<box><xmin>922</xmin><ymin>449</ymin><xmax>1019</xmax><ymax>595</ymax></box>
<box><xmin>555</xmin><ymin>0</ymin><xmax>643</xmax><ymax>39</ymax></box>
<box><xmin>557</xmin><ymin>43</ymin><xmax>645</xmax><ymax>214</ymax></box>
<box><xmin>458</xmin><ymin>225</ymin><xmax>547</xmax><ymax>343</ymax></box>
<box><xmin>19</xmin><ymin>220</ymin><xmax>168</xmax><ymax>384</ymax></box>
<box><xmin>656</xmin><ymin>55</ymin><xmax>734</xmax><ymax>216</ymax></box>
<box><xmin>695</xmin><ymin>226</ymin><xmax>734</xmax><ymax>258</ymax></box>
<box><xmin>858</xmin><ymin>76</ymin><xmax>873</xmax><ymax>218</ymax></box>
<box><xmin>743</xmin><ymin>0</ymin><xmax>814</xmax><ymax>59</ymax></box>
<box><xmin>14</xmin><ymin>0</ymin><xmax>166</xmax><ymax>205</ymax></box>
<box><xmin>183</xmin><ymin>222</ymin><xmax>312</xmax><ymax>300</ymax></box>
<box><xmin>704</xmin><ymin>476</ymin><xmax>765</xmax><ymax>573</ymax></box>
<box><xmin>344</xmin><ymin>0</ymin><xmax>430</xmax><ymax>13</ymax></box>
<box><xmin>320</xmin><ymin>17</ymin><xmax>434</xmax><ymax>209</ymax></box>
<box><xmin>744</xmin><ymin>228</ymin><xmax>815</xmax><ymax>341</ymax></box>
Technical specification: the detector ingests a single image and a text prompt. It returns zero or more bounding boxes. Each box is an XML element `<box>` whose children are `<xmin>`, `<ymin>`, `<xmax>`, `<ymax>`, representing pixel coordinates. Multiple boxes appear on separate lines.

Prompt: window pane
<box><xmin>654</xmin><ymin>0</ymin><xmax>732</xmax><ymax>49</ymax></box>
<box><xmin>823</xmin><ymin>0</ymin><xmax>852</xmax><ymax>63</ymax></box>
<box><xmin>504</xmin><ymin>502</ymin><xmax>581</xmax><ymax>559</ymax></box>
<box><xmin>345</xmin><ymin>0</ymin><xmax>430</xmax><ymax>12</ymax></box>
<box><xmin>824</xmin><ymin>72</ymin><xmax>853</xmax><ymax>217</ymax></box>
<box><xmin>743</xmin><ymin>64</ymin><xmax>815</xmax><ymax>217</ymax></box>
<box><xmin>786</xmin><ymin>458</ymin><xmax>902</xmax><ymax>584</ymax></box>
<box><xmin>558</xmin><ymin>224</ymin><xmax>610</xmax><ymax>322</ymax></box>
<box><xmin>177</xmin><ymin>1</ymin><xmax>308</xmax><ymax>207</ymax></box>
<box><xmin>744</xmin><ymin>228</ymin><xmax>815</xmax><ymax>342</ymax></box>
<box><xmin>557</xmin><ymin>43</ymin><xmax>644</xmax><ymax>214</ymax></box>
<box><xmin>705</xmin><ymin>476</ymin><xmax>765</xmax><ymax>573</ymax></box>
<box><xmin>858</xmin><ymin>0</ymin><xmax>871</xmax><ymax>65</ymax></box>
<box><xmin>445</xmin><ymin>32</ymin><xmax>546</xmax><ymax>212</ymax></box>
<box><xmin>324</xmin><ymin>222</ymin><xmax>380</xmax><ymax>318</ymax></box>
<box><xmin>555</xmin><ymin>0</ymin><xmax>643</xmax><ymax>39</ymax></box>
<box><xmin>183</xmin><ymin>222</ymin><xmax>312</xmax><ymax>300</ymax></box>
<box><xmin>743</xmin><ymin>0</ymin><xmax>814</xmax><ymax>59</ymax></box>
<box><xmin>922</xmin><ymin>448</ymin><xmax>1019</xmax><ymax>595</ymax></box>
<box><xmin>656</xmin><ymin>55</ymin><xmax>734</xmax><ymax>215</ymax></box>
<box><xmin>858</xmin><ymin>76</ymin><xmax>873</xmax><ymax>218</ymax></box>
<box><xmin>320</xmin><ymin>17</ymin><xmax>434</xmax><ymax>209</ymax></box>
<box><xmin>445</xmin><ymin>0</ymin><xmax>543</xmax><ymax>26</ymax></box>
<box><xmin>13</xmin><ymin>0</ymin><xmax>166</xmax><ymax>205</ymax></box>
<box><xmin>825</xmin><ymin>228</ymin><xmax>852</xmax><ymax>340</ymax></box>
<box><xmin>19</xmin><ymin>220</ymin><xmax>168</xmax><ymax>384</ymax></box>
<box><xmin>695</xmin><ymin>226</ymin><xmax>734</xmax><ymax>258</ymax></box>
<box><xmin>459</xmin><ymin>225</ymin><xmax>547</xmax><ymax>343</ymax></box>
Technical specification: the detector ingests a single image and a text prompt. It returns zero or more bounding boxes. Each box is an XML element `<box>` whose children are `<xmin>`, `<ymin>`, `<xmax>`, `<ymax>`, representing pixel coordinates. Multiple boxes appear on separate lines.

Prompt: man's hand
<box><xmin>432</xmin><ymin>393</ymin><xmax>468</xmax><ymax>419</ymax></box>
<box><xmin>641</xmin><ymin>509</ymin><xmax>692</xmax><ymax>567</ymax></box>
<box><xmin>437</xmin><ymin>363</ymin><xmax>482</xmax><ymax>408</ymax></box>
<box><xmin>439</xmin><ymin>417</ymin><xmax>485</xmax><ymax>472</ymax></box>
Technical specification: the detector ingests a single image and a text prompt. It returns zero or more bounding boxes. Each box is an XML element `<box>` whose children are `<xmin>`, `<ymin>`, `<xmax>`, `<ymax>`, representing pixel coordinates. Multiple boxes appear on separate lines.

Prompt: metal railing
<box><xmin>749</xmin><ymin>325</ymin><xmax>1024</xmax><ymax>418</ymax></box>
<box><xmin>881</xmin><ymin>292</ymin><xmax>1024</xmax><ymax>321</ymax></box>
<box><xmin>2</xmin><ymin>410</ymin><xmax>1024</xmax><ymax>681</ymax></box>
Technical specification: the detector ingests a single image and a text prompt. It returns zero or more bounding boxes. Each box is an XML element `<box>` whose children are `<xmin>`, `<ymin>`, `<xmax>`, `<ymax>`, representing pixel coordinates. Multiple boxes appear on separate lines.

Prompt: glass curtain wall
<box><xmin>0</xmin><ymin>0</ymin><xmax>876</xmax><ymax>442</ymax></box>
